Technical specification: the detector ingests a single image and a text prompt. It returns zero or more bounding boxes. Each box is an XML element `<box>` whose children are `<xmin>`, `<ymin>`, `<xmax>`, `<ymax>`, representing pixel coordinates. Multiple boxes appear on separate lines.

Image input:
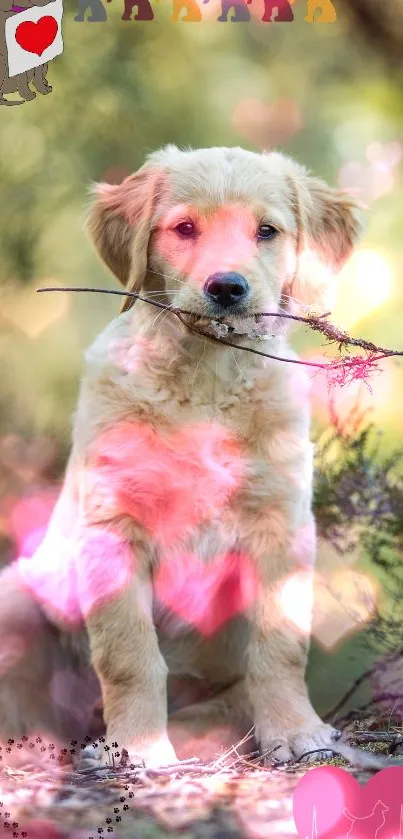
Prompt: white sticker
<box><xmin>5</xmin><ymin>0</ymin><xmax>63</xmax><ymax>79</ymax></box>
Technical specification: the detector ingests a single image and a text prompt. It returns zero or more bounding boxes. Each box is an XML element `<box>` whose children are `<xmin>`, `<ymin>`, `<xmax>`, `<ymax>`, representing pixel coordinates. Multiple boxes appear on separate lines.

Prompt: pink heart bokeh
<box><xmin>154</xmin><ymin>550</ymin><xmax>258</xmax><ymax>637</ymax></box>
<box><xmin>293</xmin><ymin>766</ymin><xmax>403</xmax><ymax>839</ymax></box>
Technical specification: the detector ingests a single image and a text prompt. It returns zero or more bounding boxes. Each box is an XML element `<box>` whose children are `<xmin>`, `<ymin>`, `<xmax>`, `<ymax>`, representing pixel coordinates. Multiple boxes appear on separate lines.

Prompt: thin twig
<box><xmin>331</xmin><ymin>740</ymin><xmax>395</xmax><ymax>770</ymax></box>
<box><xmin>325</xmin><ymin>667</ymin><xmax>375</xmax><ymax>722</ymax></box>
<box><xmin>349</xmin><ymin>731</ymin><xmax>403</xmax><ymax>745</ymax></box>
<box><xmin>36</xmin><ymin>286</ymin><xmax>403</xmax><ymax>382</ymax></box>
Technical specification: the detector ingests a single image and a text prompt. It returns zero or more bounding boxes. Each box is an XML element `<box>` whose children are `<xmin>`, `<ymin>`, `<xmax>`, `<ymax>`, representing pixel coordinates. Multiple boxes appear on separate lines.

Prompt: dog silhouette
<box><xmin>305</xmin><ymin>0</ymin><xmax>336</xmax><ymax>22</ymax></box>
<box><xmin>214</xmin><ymin>0</ymin><xmax>251</xmax><ymax>22</ymax></box>
<box><xmin>343</xmin><ymin>801</ymin><xmax>389</xmax><ymax>839</ymax></box>
<box><xmin>120</xmin><ymin>0</ymin><xmax>153</xmax><ymax>20</ymax></box>
<box><xmin>262</xmin><ymin>0</ymin><xmax>294</xmax><ymax>22</ymax></box>
<box><xmin>74</xmin><ymin>0</ymin><xmax>109</xmax><ymax>22</ymax></box>
<box><xmin>171</xmin><ymin>0</ymin><xmax>201</xmax><ymax>21</ymax></box>
<box><xmin>0</xmin><ymin>0</ymin><xmax>54</xmax><ymax>105</ymax></box>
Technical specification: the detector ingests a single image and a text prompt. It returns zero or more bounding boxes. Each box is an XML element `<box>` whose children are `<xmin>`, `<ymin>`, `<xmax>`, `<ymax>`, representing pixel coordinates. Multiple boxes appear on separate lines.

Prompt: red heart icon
<box><xmin>293</xmin><ymin>765</ymin><xmax>403</xmax><ymax>839</ymax></box>
<box><xmin>15</xmin><ymin>16</ymin><xmax>58</xmax><ymax>57</ymax></box>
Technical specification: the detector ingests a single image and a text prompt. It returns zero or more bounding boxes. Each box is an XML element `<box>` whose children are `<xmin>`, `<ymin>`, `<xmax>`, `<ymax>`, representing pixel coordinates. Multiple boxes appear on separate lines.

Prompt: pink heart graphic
<box><xmin>154</xmin><ymin>550</ymin><xmax>258</xmax><ymax>636</ymax></box>
<box><xmin>87</xmin><ymin>420</ymin><xmax>245</xmax><ymax>547</ymax></box>
<box><xmin>293</xmin><ymin>766</ymin><xmax>403</xmax><ymax>839</ymax></box>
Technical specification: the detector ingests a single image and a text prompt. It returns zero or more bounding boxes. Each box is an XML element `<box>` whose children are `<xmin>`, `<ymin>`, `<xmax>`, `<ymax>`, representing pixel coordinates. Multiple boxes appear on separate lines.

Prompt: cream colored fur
<box><xmin>0</xmin><ymin>146</ymin><xmax>362</xmax><ymax>767</ymax></box>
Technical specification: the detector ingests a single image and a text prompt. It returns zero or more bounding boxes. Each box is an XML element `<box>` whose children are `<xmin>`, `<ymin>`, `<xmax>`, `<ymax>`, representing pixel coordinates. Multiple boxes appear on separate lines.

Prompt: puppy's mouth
<box><xmin>185</xmin><ymin>313</ymin><xmax>276</xmax><ymax>341</ymax></box>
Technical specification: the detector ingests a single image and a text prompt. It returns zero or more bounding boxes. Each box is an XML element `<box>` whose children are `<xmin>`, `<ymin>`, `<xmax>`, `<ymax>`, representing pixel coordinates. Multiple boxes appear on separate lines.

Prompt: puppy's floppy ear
<box><xmin>86</xmin><ymin>164</ymin><xmax>163</xmax><ymax>313</ymax></box>
<box><xmin>284</xmin><ymin>162</ymin><xmax>363</xmax><ymax>312</ymax></box>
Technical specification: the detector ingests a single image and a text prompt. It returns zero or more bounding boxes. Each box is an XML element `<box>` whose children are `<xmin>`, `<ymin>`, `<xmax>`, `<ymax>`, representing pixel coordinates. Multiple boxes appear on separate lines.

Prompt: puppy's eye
<box><xmin>257</xmin><ymin>224</ymin><xmax>278</xmax><ymax>241</ymax></box>
<box><xmin>175</xmin><ymin>221</ymin><xmax>196</xmax><ymax>238</ymax></box>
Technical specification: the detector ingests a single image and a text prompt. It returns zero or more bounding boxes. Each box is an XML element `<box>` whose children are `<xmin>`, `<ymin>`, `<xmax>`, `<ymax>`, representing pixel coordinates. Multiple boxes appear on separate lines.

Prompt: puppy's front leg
<box><xmin>81</xmin><ymin>539</ymin><xmax>177</xmax><ymax>768</ymax></box>
<box><xmin>244</xmin><ymin>515</ymin><xmax>339</xmax><ymax>764</ymax></box>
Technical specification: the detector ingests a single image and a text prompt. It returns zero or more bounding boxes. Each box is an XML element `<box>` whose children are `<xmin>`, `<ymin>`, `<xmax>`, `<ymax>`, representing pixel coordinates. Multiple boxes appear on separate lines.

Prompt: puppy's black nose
<box><xmin>203</xmin><ymin>272</ymin><xmax>249</xmax><ymax>309</ymax></box>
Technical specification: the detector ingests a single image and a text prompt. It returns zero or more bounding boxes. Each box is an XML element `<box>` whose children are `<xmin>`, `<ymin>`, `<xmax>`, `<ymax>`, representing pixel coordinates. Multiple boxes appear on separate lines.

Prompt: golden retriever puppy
<box><xmin>0</xmin><ymin>146</ymin><xmax>361</xmax><ymax>768</ymax></box>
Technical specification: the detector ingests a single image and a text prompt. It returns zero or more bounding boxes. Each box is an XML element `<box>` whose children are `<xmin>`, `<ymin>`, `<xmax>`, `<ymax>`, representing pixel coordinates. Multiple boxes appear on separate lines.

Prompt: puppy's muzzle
<box><xmin>203</xmin><ymin>272</ymin><xmax>250</xmax><ymax>312</ymax></box>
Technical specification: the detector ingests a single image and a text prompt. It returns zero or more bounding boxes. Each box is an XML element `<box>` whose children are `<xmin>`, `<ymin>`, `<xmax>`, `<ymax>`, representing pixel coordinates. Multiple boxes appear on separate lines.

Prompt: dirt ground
<box><xmin>1</xmin><ymin>718</ymin><xmax>401</xmax><ymax>839</ymax></box>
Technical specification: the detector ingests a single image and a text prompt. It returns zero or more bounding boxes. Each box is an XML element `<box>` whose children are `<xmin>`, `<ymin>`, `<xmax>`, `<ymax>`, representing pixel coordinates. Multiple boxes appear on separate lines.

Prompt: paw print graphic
<box><xmin>0</xmin><ymin>735</ymin><xmax>137</xmax><ymax>837</ymax></box>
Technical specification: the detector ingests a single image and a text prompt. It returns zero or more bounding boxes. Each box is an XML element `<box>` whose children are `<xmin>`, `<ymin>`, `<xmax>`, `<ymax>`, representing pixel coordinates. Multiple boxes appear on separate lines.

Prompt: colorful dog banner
<box><xmin>5</xmin><ymin>0</ymin><xmax>63</xmax><ymax>78</ymax></box>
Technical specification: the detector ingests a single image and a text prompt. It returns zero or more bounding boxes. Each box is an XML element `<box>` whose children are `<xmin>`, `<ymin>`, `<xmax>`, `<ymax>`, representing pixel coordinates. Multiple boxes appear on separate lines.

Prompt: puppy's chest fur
<box><xmin>72</xmin><ymin>333</ymin><xmax>314</xmax><ymax>661</ymax></box>
<box><xmin>81</xmin><ymin>334</ymin><xmax>312</xmax><ymax>547</ymax></box>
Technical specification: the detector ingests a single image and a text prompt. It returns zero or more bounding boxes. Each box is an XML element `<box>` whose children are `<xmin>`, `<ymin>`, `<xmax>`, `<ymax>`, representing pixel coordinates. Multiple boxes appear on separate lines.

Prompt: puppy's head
<box><xmin>87</xmin><ymin>146</ymin><xmax>362</xmax><ymax>334</ymax></box>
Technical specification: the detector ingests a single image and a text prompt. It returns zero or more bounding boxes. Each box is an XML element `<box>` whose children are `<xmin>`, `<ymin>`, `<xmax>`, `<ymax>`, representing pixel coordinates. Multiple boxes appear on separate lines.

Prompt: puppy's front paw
<box><xmin>76</xmin><ymin>743</ymin><xmax>106</xmax><ymax>770</ymax></box>
<box><xmin>258</xmin><ymin>722</ymin><xmax>341</xmax><ymax>766</ymax></box>
<box><xmin>80</xmin><ymin>737</ymin><xmax>179</xmax><ymax>770</ymax></box>
<box><xmin>125</xmin><ymin>738</ymin><xmax>179</xmax><ymax>769</ymax></box>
